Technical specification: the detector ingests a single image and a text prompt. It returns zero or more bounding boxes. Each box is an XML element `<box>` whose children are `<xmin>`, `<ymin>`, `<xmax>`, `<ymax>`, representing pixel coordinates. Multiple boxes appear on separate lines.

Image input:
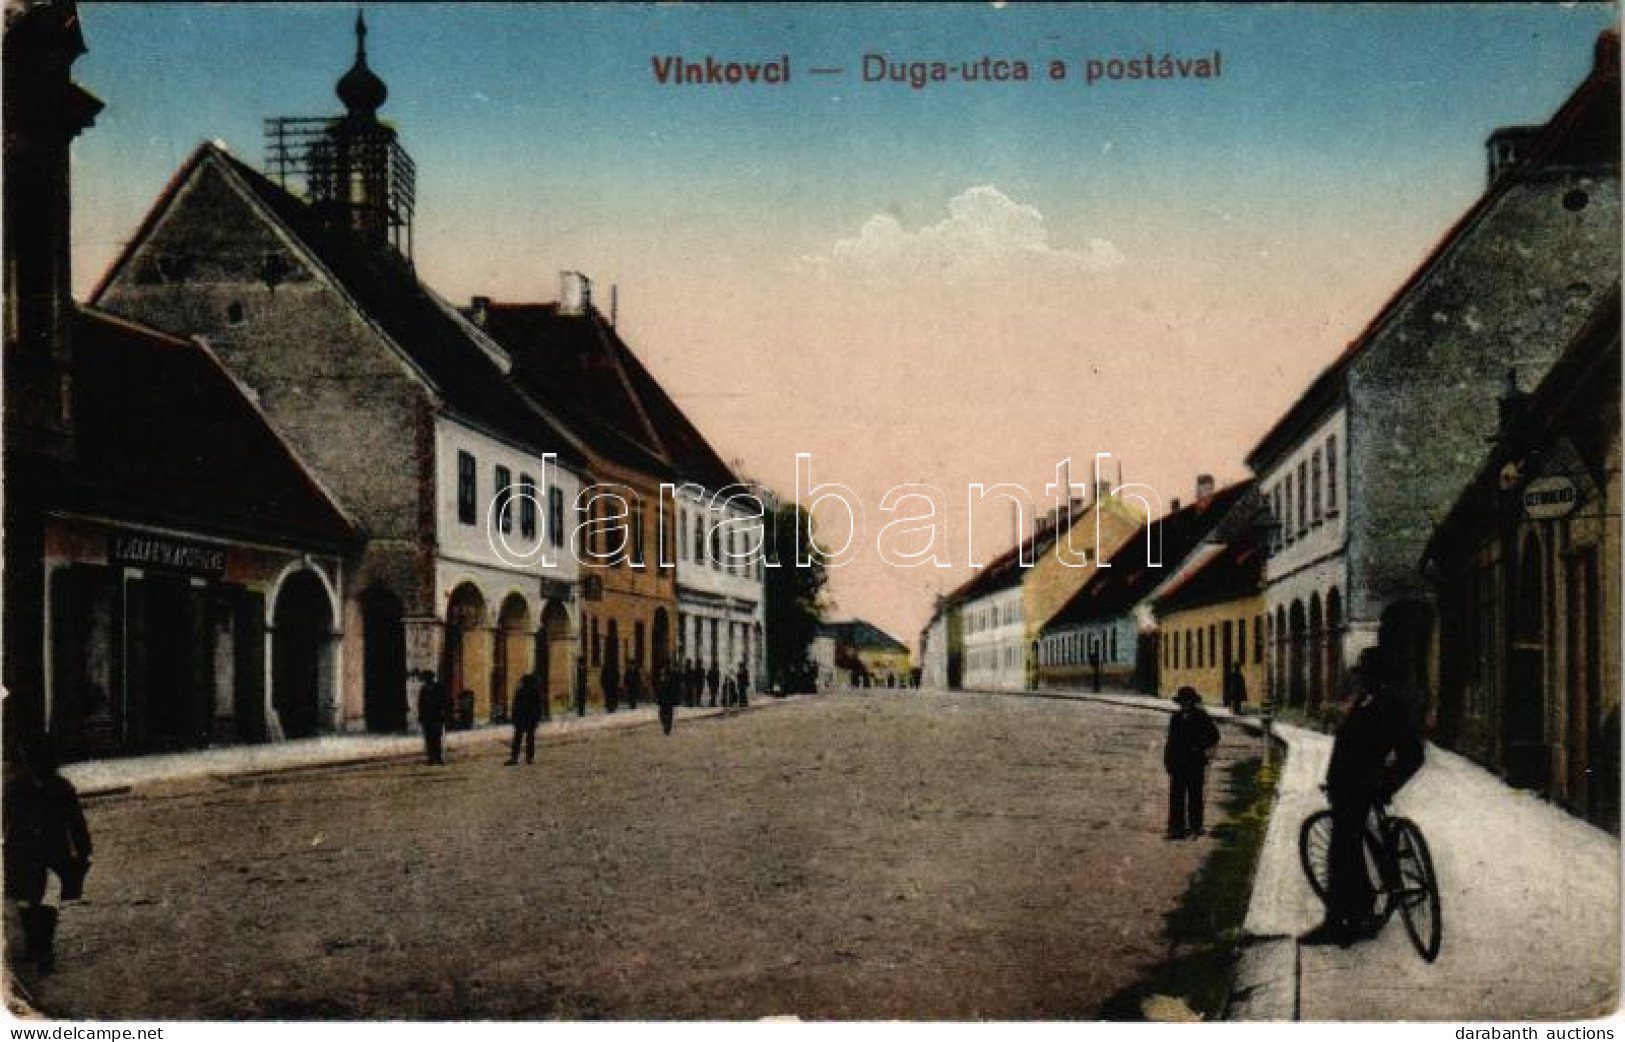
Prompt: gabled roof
<box><xmin>1423</xmin><ymin>285</ymin><xmax>1621</xmax><ymax>563</ymax></box>
<box><xmin>477</xmin><ymin>302</ymin><xmax>739</xmax><ymax>490</ymax></box>
<box><xmin>1042</xmin><ymin>480</ymin><xmax>1254</xmax><ymax>631</ymax></box>
<box><xmin>940</xmin><ymin>496</ymin><xmax>1117</xmax><ymax>607</ymax></box>
<box><xmin>91</xmin><ymin>143</ymin><xmax>584</xmax><ymax>469</ymax></box>
<box><xmin>1153</xmin><ymin>533</ymin><xmax>1264</xmax><ymax>616</ymax></box>
<box><xmin>53</xmin><ymin>306</ymin><xmax>358</xmax><ymax>550</ymax></box>
<box><xmin>1246</xmin><ymin>31</ymin><xmax>1620</xmax><ymax>473</ymax></box>
<box><xmin>818</xmin><ymin>619</ymin><xmax>909</xmax><ymax>655</ymax></box>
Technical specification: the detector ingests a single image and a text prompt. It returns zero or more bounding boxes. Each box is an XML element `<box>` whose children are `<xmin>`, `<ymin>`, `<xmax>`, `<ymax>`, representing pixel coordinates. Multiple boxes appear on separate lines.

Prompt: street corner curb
<box><xmin>1224</xmin><ymin>934</ymin><xmax>1298</xmax><ymax>1021</ymax></box>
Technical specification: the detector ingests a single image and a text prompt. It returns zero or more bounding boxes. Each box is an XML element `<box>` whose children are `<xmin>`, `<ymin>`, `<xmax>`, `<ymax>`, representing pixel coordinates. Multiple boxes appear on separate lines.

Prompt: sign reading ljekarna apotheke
<box><xmin>109</xmin><ymin>530</ymin><xmax>228</xmax><ymax>578</ymax></box>
<box><xmin>1522</xmin><ymin>475</ymin><xmax>1579</xmax><ymax>520</ymax></box>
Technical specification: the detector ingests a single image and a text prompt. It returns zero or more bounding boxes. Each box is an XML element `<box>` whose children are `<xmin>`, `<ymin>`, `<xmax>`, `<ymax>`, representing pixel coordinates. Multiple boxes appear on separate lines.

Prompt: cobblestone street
<box><xmin>23</xmin><ymin>692</ymin><xmax>1257</xmax><ymax>1020</ymax></box>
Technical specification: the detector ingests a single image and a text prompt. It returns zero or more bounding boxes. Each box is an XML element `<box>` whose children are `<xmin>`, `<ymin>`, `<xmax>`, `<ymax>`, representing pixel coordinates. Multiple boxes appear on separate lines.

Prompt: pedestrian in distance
<box><xmin>706</xmin><ymin>662</ymin><xmax>721</xmax><ymax>708</ymax></box>
<box><xmin>1089</xmin><ymin>644</ymin><xmax>1103</xmax><ymax>693</ymax></box>
<box><xmin>601</xmin><ymin>655</ymin><xmax>621</xmax><ymax>714</ymax></box>
<box><xmin>5</xmin><ymin>738</ymin><xmax>93</xmax><ymax>974</ymax></box>
<box><xmin>506</xmin><ymin>673</ymin><xmax>543</xmax><ymax>766</ymax></box>
<box><xmin>736</xmin><ymin>660</ymin><xmax>751</xmax><ymax>709</ymax></box>
<box><xmin>1164</xmin><ymin>686</ymin><xmax>1221</xmax><ymax>839</ymax></box>
<box><xmin>1224</xmin><ymin>662</ymin><xmax>1248</xmax><ymax>714</ymax></box>
<box><xmin>1301</xmin><ymin>650</ymin><xmax>1424</xmax><ymax>948</ymax></box>
<box><xmin>416</xmin><ymin>670</ymin><xmax>449</xmax><ymax>766</ymax></box>
<box><xmin>625</xmin><ymin>658</ymin><xmax>643</xmax><ymax>711</ymax></box>
<box><xmin>657</xmin><ymin>663</ymin><xmax>681</xmax><ymax>735</ymax></box>
<box><xmin>574</xmin><ymin>659</ymin><xmax>588</xmax><ymax>717</ymax></box>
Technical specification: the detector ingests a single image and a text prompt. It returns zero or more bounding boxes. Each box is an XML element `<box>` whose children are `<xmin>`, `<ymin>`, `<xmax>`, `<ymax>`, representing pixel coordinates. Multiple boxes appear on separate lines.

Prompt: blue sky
<box><xmin>68</xmin><ymin>3</ymin><xmax>1619</xmax><ymax>643</ymax></box>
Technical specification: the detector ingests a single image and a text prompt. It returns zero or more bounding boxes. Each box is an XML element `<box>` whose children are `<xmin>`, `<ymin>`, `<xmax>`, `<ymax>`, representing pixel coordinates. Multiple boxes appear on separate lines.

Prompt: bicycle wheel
<box><xmin>1298</xmin><ymin>810</ymin><xmax>1335</xmax><ymax>901</ymax></box>
<box><xmin>1391</xmin><ymin>818</ymin><xmax>1442</xmax><ymax>962</ymax></box>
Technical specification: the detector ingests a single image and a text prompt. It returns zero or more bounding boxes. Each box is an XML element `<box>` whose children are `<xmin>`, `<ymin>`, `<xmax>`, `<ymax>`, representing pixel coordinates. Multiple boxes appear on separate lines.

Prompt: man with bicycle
<box><xmin>1301</xmin><ymin>649</ymin><xmax>1425</xmax><ymax>947</ymax></box>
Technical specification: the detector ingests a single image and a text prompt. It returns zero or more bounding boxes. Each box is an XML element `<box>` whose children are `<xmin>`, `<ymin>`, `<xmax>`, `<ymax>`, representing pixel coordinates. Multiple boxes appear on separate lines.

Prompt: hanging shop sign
<box><xmin>1522</xmin><ymin>475</ymin><xmax>1579</xmax><ymax>520</ymax></box>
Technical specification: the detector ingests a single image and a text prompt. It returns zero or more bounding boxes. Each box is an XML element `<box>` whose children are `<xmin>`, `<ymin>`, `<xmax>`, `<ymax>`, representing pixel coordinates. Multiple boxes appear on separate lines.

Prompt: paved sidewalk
<box><xmin>61</xmin><ymin>699</ymin><xmax>791</xmax><ymax>797</ymax></box>
<box><xmin>1236</xmin><ymin>722</ymin><xmax>1620</xmax><ymax>1021</ymax></box>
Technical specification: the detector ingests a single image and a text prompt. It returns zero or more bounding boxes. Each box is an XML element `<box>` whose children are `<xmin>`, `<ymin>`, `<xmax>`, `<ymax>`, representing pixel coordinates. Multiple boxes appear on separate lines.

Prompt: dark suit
<box><xmin>418</xmin><ymin>679</ymin><xmax>449</xmax><ymax>765</ymax></box>
<box><xmin>1164</xmin><ymin>705</ymin><xmax>1221</xmax><ymax>834</ymax></box>
<box><xmin>509</xmin><ymin>676</ymin><xmax>543</xmax><ymax>764</ymax></box>
<box><xmin>657</xmin><ymin>669</ymin><xmax>680</xmax><ymax>735</ymax></box>
<box><xmin>1324</xmin><ymin>689</ymin><xmax>1424</xmax><ymax>925</ymax></box>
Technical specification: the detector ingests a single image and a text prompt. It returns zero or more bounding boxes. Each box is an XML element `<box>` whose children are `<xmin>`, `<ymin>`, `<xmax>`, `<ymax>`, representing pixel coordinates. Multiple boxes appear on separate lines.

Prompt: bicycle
<box><xmin>1298</xmin><ymin>790</ymin><xmax>1442</xmax><ymax>962</ymax></box>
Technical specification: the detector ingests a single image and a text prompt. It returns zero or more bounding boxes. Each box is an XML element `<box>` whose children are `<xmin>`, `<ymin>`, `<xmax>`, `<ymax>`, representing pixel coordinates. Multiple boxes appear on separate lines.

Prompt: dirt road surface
<box><xmin>21</xmin><ymin>691</ymin><xmax>1257</xmax><ymax>1020</ymax></box>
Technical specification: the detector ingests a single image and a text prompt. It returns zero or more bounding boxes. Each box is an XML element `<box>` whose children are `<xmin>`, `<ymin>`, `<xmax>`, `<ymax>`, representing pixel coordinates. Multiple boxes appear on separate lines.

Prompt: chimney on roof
<box><xmin>1598</xmin><ymin>29</ymin><xmax>1620</xmax><ymax>76</ymax></box>
<box><xmin>560</xmin><ymin>271</ymin><xmax>593</xmax><ymax>316</ymax></box>
<box><xmin>1485</xmin><ymin>125</ymin><xmax>1541</xmax><ymax>186</ymax></box>
<box><xmin>610</xmin><ymin>284</ymin><xmax>619</xmax><ymax>327</ymax></box>
<box><xmin>1195</xmin><ymin>474</ymin><xmax>1216</xmax><ymax>502</ymax></box>
<box><xmin>468</xmin><ymin>295</ymin><xmax>490</xmax><ymax>328</ymax></box>
<box><xmin>1170</xmin><ymin>497</ymin><xmax>1181</xmax><ymax>513</ymax></box>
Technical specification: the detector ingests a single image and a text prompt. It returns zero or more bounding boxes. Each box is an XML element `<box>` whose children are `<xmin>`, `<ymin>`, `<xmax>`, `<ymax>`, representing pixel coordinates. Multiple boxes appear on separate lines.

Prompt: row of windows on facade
<box><xmin>1038</xmin><ymin>626</ymin><xmax>1119</xmax><ymax>667</ymax></box>
<box><xmin>579</xmin><ymin>612</ymin><xmax>755</xmax><ymax>670</ymax></box>
<box><xmin>456</xmin><ymin>450</ymin><xmax>762</xmax><ymax>579</ymax></box>
<box><xmin>965</xmin><ymin>600</ymin><xmax>1020</xmax><ymax>634</ymax></box>
<box><xmin>1163</xmin><ymin>614</ymin><xmax>1266</xmax><ymax>672</ymax></box>
<box><xmin>1268</xmin><ymin>433</ymin><xmax>1339</xmax><ymax>552</ymax></box>
<box><xmin>967</xmin><ymin>644</ymin><xmax>1023</xmax><ymax>672</ymax></box>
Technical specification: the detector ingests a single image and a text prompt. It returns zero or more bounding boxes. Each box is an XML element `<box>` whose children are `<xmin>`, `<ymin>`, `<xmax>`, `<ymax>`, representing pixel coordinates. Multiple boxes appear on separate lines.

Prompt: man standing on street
<box><xmin>656</xmin><ymin>663</ymin><xmax>680</xmax><ymax>735</ymax></box>
<box><xmin>706</xmin><ymin>661</ymin><xmax>721</xmax><ymax>708</ymax></box>
<box><xmin>736</xmin><ymin>659</ymin><xmax>751</xmax><ymax>710</ymax></box>
<box><xmin>506</xmin><ymin>673</ymin><xmax>542</xmax><ymax>766</ymax></box>
<box><xmin>417</xmin><ymin>670</ymin><xmax>449</xmax><ymax>766</ymax></box>
<box><xmin>601</xmin><ymin>655</ymin><xmax>621</xmax><ymax>714</ymax></box>
<box><xmin>1301</xmin><ymin>651</ymin><xmax>1424</xmax><ymax>947</ymax></box>
<box><xmin>1163</xmin><ymin>687</ymin><xmax>1220</xmax><ymax>839</ymax></box>
<box><xmin>625</xmin><ymin>658</ymin><xmax>642</xmax><ymax>711</ymax></box>
<box><xmin>1225</xmin><ymin>662</ymin><xmax>1247</xmax><ymax>714</ymax></box>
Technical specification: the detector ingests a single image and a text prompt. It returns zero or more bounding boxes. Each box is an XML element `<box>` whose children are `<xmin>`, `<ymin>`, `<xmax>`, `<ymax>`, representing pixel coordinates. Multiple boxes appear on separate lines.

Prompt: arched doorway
<box><xmin>272</xmin><ymin>570</ymin><xmax>333</xmax><ymax>739</ymax></box>
<box><xmin>652</xmin><ymin>608</ymin><xmax>671</xmax><ymax>677</ymax></box>
<box><xmin>1325</xmin><ymin>587</ymin><xmax>1344</xmax><ymax>702</ymax></box>
<box><xmin>540</xmin><ymin>600</ymin><xmax>573</xmax><ymax>717</ymax></box>
<box><xmin>1378</xmin><ymin>597</ymin><xmax>1436</xmax><ymax>734</ymax></box>
<box><xmin>445</xmin><ymin>583</ymin><xmax>489</xmax><ymax>725</ymax></box>
<box><xmin>1273</xmin><ymin>606</ymin><xmax>1287</xmax><ymax>707</ymax></box>
<box><xmin>361</xmin><ymin>587</ymin><xmax>407</xmax><ymax>732</ymax></box>
<box><xmin>1288</xmin><ymin>600</ymin><xmax>1307</xmax><ymax>708</ymax></box>
<box><xmin>1308</xmin><ymin>593</ymin><xmax>1324</xmax><ymax>710</ymax></box>
<box><xmin>493</xmin><ymin>593</ymin><xmax>533</xmax><ymax>723</ymax></box>
<box><xmin>1506</xmin><ymin>536</ymin><xmax>1547</xmax><ymax>787</ymax></box>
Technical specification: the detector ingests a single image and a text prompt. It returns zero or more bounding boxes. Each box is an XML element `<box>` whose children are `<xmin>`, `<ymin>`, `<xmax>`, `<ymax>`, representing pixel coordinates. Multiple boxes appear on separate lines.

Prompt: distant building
<box><xmin>817</xmin><ymin>620</ymin><xmax>911</xmax><ymax>687</ymax></box>
<box><xmin>942</xmin><ymin>494</ymin><xmax>1142</xmax><ymax>692</ymax></box>
<box><xmin>1039</xmin><ymin>479</ymin><xmax>1253</xmax><ymax>692</ymax></box>
<box><xmin>1246</xmin><ymin>33</ymin><xmax>1619</xmax><ymax>722</ymax></box>
<box><xmin>1424</xmin><ymin>289</ymin><xmax>1619</xmax><ymax>830</ymax></box>
<box><xmin>1152</xmin><ymin>533</ymin><xmax>1265</xmax><ymax>707</ymax></box>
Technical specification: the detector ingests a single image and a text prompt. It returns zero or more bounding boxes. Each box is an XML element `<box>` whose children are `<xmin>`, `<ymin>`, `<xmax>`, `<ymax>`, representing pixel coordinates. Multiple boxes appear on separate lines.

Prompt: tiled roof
<box><xmin>818</xmin><ymin>619</ymin><xmax>909</xmax><ymax>654</ymax></box>
<box><xmin>478</xmin><ymin>303</ymin><xmax>739</xmax><ymax>491</ymax></box>
<box><xmin>1152</xmin><ymin>534</ymin><xmax>1264</xmax><ymax>616</ymax></box>
<box><xmin>116</xmin><ymin>145</ymin><xmax>588</xmax><ymax>469</ymax></box>
<box><xmin>1042</xmin><ymin>481</ymin><xmax>1253</xmax><ymax>631</ymax></box>
<box><xmin>53</xmin><ymin>306</ymin><xmax>358</xmax><ymax>549</ymax></box>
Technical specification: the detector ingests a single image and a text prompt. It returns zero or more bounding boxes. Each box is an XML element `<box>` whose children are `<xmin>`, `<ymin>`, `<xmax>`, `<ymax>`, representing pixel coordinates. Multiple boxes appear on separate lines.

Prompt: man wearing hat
<box><xmin>1164</xmin><ymin>686</ymin><xmax>1221</xmax><ymax>839</ymax></box>
<box><xmin>415</xmin><ymin>670</ymin><xmax>449</xmax><ymax>766</ymax></box>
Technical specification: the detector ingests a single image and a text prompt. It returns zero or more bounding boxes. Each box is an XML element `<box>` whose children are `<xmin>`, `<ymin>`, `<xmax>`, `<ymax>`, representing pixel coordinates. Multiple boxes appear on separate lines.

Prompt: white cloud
<box><xmin>812</xmin><ymin>186</ymin><xmax>1123</xmax><ymax>280</ymax></box>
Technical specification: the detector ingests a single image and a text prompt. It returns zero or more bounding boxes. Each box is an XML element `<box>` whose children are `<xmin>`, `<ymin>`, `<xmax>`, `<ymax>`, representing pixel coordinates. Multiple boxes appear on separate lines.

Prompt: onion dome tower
<box><xmin>266</xmin><ymin>11</ymin><xmax>415</xmax><ymax>258</ymax></box>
